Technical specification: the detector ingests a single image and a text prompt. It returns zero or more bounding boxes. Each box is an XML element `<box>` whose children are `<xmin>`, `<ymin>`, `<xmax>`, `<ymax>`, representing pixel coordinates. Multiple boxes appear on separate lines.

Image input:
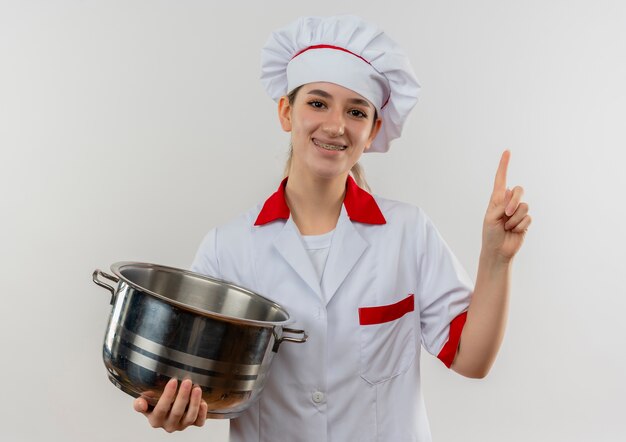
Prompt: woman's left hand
<box><xmin>482</xmin><ymin>150</ymin><xmax>532</xmax><ymax>263</ymax></box>
<box><xmin>451</xmin><ymin>150</ymin><xmax>530</xmax><ymax>378</ymax></box>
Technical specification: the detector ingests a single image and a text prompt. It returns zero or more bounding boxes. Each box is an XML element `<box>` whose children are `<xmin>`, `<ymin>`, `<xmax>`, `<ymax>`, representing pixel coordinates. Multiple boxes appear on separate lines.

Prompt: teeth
<box><xmin>313</xmin><ymin>139</ymin><xmax>347</xmax><ymax>151</ymax></box>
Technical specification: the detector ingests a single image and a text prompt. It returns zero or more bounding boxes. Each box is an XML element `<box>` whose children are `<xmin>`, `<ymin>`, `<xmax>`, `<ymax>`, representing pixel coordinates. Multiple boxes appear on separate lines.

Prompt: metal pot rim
<box><xmin>109</xmin><ymin>261</ymin><xmax>294</xmax><ymax>328</ymax></box>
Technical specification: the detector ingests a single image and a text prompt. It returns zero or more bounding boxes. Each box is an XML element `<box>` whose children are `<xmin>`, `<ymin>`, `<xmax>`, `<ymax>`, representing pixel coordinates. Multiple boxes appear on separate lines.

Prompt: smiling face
<box><xmin>278</xmin><ymin>82</ymin><xmax>382</xmax><ymax>183</ymax></box>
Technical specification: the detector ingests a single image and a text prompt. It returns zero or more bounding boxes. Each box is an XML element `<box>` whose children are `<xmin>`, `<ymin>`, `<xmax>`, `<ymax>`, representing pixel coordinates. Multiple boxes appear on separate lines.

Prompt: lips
<box><xmin>312</xmin><ymin>138</ymin><xmax>347</xmax><ymax>151</ymax></box>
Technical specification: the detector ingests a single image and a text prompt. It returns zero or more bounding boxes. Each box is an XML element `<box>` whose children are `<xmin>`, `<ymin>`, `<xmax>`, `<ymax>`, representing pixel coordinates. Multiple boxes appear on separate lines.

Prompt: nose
<box><xmin>321</xmin><ymin>109</ymin><xmax>345</xmax><ymax>137</ymax></box>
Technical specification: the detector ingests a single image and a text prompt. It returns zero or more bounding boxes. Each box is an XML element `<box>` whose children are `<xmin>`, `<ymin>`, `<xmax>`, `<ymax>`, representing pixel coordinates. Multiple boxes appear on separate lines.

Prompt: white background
<box><xmin>1</xmin><ymin>1</ymin><xmax>625</xmax><ymax>441</ymax></box>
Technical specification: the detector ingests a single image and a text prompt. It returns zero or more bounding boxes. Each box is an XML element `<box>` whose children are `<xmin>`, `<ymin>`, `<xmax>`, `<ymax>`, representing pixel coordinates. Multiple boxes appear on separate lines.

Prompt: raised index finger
<box><xmin>493</xmin><ymin>150</ymin><xmax>511</xmax><ymax>193</ymax></box>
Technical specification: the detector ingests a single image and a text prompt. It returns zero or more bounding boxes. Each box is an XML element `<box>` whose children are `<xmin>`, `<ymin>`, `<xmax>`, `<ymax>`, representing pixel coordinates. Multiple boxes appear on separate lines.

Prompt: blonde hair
<box><xmin>282</xmin><ymin>86</ymin><xmax>374</xmax><ymax>192</ymax></box>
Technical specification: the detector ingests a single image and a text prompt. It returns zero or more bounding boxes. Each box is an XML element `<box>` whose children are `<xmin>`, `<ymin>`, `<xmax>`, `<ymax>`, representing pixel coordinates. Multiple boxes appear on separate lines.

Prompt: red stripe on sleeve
<box><xmin>437</xmin><ymin>311</ymin><xmax>468</xmax><ymax>368</ymax></box>
<box><xmin>359</xmin><ymin>294</ymin><xmax>414</xmax><ymax>325</ymax></box>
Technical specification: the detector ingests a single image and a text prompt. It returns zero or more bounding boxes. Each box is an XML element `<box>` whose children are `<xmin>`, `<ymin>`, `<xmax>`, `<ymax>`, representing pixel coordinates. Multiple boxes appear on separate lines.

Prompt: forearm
<box><xmin>450</xmin><ymin>253</ymin><xmax>512</xmax><ymax>378</ymax></box>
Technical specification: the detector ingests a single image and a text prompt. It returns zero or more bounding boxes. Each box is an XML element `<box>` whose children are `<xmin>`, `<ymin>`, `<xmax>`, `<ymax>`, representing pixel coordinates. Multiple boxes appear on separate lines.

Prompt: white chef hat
<box><xmin>260</xmin><ymin>15</ymin><xmax>421</xmax><ymax>153</ymax></box>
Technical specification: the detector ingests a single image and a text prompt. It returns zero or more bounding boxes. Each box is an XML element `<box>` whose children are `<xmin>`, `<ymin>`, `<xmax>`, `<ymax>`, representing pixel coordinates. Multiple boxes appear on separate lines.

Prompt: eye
<box><xmin>349</xmin><ymin>109</ymin><xmax>368</xmax><ymax>119</ymax></box>
<box><xmin>307</xmin><ymin>100</ymin><xmax>326</xmax><ymax>109</ymax></box>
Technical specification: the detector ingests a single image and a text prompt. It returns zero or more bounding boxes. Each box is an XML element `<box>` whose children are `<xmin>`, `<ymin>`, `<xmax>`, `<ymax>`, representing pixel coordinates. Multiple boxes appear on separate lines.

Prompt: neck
<box><xmin>285</xmin><ymin>172</ymin><xmax>347</xmax><ymax>235</ymax></box>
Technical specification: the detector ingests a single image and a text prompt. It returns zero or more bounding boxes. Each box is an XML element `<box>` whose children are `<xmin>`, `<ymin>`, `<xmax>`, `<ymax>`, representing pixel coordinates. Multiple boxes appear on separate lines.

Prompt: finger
<box><xmin>505</xmin><ymin>185</ymin><xmax>525</xmax><ymax>217</ymax></box>
<box><xmin>195</xmin><ymin>401</ymin><xmax>208</xmax><ymax>427</ymax></box>
<box><xmin>182</xmin><ymin>385</ymin><xmax>203</xmax><ymax>427</ymax></box>
<box><xmin>168</xmin><ymin>379</ymin><xmax>193</xmax><ymax>425</ymax></box>
<box><xmin>150</xmin><ymin>378</ymin><xmax>178</xmax><ymax>425</ymax></box>
<box><xmin>512</xmin><ymin>214</ymin><xmax>532</xmax><ymax>233</ymax></box>
<box><xmin>493</xmin><ymin>150</ymin><xmax>511</xmax><ymax>194</ymax></box>
<box><xmin>504</xmin><ymin>202</ymin><xmax>529</xmax><ymax>230</ymax></box>
<box><xmin>133</xmin><ymin>397</ymin><xmax>149</xmax><ymax>416</ymax></box>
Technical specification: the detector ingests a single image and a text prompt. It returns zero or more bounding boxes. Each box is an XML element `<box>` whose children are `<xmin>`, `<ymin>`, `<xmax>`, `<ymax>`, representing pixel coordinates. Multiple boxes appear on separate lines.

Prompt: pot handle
<box><xmin>92</xmin><ymin>269</ymin><xmax>119</xmax><ymax>304</ymax></box>
<box><xmin>273</xmin><ymin>327</ymin><xmax>308</xmax><ymax>352</ymax></box>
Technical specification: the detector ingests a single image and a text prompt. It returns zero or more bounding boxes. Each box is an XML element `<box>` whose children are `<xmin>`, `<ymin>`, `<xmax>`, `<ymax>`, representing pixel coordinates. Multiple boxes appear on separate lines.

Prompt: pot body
<box><xmin>94</xmin><ymin>262</ymin><xmax>306</xmax><ymax>419</ymax></box>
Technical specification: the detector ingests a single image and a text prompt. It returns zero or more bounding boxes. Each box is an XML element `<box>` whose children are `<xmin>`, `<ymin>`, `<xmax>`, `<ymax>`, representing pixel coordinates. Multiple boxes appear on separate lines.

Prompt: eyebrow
<box><xmin>305</xmin><ymin>89</ymin><xmax>373</xmax><ymax>109</ymax></box>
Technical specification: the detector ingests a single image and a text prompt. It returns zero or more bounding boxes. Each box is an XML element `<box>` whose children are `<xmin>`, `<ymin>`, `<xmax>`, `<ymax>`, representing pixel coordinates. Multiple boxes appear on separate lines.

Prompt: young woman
<box><xmin>133</xmin><ymin>15</ymin><xmax>531</xmax><ymax>441</ymax></box>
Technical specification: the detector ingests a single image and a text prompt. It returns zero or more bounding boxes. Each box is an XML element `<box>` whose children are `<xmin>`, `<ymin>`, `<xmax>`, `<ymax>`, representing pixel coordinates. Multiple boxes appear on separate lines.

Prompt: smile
<box><xmin>313</xmin><ymin>138</ymin><xmax>347</xmax><ymax>151</ymax></box>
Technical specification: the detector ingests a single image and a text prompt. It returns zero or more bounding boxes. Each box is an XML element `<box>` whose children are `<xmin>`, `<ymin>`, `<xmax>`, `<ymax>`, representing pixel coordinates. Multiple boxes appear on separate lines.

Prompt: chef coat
<box><xmin>191</xmin><ymin>176</ymin><xmax>473</xmax><ymax>442</ymax></box>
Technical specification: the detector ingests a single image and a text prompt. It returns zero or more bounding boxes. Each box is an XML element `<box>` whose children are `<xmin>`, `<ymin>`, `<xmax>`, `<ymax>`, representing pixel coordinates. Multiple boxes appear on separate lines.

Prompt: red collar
<box><xmin>254</xmin><ymin>176</ymin><xmax>386</xmax><ymax>226</ymax></box>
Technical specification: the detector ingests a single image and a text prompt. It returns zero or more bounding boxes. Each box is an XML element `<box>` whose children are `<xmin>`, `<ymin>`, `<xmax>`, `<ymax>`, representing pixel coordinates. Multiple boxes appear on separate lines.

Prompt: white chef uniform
<box><xmin>191</xmin><ymin>176</ymin><xmax>473</xmax><ymax>442</ymax></box>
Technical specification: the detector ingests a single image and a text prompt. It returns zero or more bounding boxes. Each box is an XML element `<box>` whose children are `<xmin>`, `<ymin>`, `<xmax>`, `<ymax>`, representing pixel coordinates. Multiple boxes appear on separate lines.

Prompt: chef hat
<box><xmin>260</xmin><ymin>15</ymin><xmax>421</xmax><ymax>153</ymax></box>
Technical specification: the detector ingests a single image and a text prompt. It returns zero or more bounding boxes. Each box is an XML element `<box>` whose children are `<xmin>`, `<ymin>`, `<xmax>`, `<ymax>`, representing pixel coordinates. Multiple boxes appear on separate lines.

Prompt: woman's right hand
<box><xmin>133</xmin><ymin>378</ymin><xmax>208</xmax><ymax>432</ymax></box>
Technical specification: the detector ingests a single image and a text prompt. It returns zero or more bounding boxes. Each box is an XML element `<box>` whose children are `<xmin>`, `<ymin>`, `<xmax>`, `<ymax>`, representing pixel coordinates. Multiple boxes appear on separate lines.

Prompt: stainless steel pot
<box><xmin>92</xmin><ymin>262</ymin><xmax>307</xmax><ymax>419</ymax></box>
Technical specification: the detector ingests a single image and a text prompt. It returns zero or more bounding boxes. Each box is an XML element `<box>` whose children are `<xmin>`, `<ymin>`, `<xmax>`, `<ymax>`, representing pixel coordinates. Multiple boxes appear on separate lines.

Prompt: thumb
<box><xmin>487</xmin><ymin>187</ymin><xmax>512</xmax><ymax>222</ymax></box>
<box><xmin>134</xmin><ymin>397</ymin><xmax>149</xmax><ymax>415</ymax></box>
<box><xmin>503</xmin><ymin>187</ymin><xmax>512</xmax><ymax>209</ymax></box>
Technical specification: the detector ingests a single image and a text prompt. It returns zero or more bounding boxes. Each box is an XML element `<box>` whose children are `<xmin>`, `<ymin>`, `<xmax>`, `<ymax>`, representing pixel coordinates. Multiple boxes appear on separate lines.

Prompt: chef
<box><xmin>133</xmin><ymin>15</ymin><xmax>531</xmax><ymax>441</ymax></box>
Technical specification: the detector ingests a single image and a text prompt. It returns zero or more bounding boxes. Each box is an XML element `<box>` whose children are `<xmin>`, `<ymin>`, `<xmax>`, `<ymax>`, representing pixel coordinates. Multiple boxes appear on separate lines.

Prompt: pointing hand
<box><xmin>482</xmin><ymin>150</ymin><xmax>532</xmax><ymax>262</ymax></box>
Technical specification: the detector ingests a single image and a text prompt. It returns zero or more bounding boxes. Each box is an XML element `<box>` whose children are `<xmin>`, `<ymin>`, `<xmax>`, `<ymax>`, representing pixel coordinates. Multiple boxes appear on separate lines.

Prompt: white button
<box><xmin>312</xmin><ymin>391</ymin><xmax>325</xmax><ymax>404</ymax></box>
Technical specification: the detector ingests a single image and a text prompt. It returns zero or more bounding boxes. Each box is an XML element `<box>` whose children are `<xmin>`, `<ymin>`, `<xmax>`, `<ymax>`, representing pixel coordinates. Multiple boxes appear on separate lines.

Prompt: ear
<box><xmin>278</xmin><ymin>96</ymin><xmax>292</xmax><ymax>132</ymax></box>
<box><xmin>364</xmin><ymin>118</ymin><xmax>383</xmax><ymax>151</ymax></box>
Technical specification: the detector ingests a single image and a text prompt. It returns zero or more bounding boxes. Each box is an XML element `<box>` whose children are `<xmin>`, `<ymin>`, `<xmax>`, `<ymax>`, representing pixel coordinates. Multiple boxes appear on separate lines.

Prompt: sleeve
<box><xmin>418</xmin><ymin>216</ymin><xmax>473</xmax><ymax>368</ymax></box>
<box><xmin>190</xmin><ymin>228</ymin><xmax>221</xmax><ymax>278</ymax></box>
